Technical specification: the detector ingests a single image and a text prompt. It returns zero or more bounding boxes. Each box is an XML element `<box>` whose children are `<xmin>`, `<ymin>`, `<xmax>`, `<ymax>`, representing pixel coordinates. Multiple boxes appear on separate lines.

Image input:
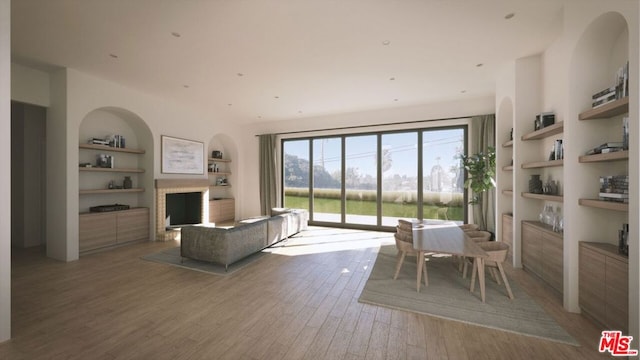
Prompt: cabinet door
<box><xmin>606</xmin><ymin>257</ymin><xmax>628</xmax><ymax>332</ymax></box>
<box><xmin>79</xmin><ymin>212</ymin><xmax>117</xmax><ymax>252</ymax></box>
<box><xmin>117</xmin><ymin>208</ymin><xmax>149</xmax><ymax>243</ymax></box>
<box><xmin>502</xmin><ymin>215</ymin><xmax>513</xmax><ymax>263</ymax></box>
<box><xmin>521</xmin><ymin>223</ymin><xmax>542</xmax><ymax>277</ymax></box>
<box><xmin>542</xmin><ymin>232</ymin><xmax>563</xmax><ymax>294</ymax></box>
<box><xmin>210</xmin><ymin>199</ymin><xmax>235</xmax><ymax>223</ymax></box>
<box><xmin>579</xmin><ymin>245</ymin><xmax>606</xmax><ymax>325</ymax></box>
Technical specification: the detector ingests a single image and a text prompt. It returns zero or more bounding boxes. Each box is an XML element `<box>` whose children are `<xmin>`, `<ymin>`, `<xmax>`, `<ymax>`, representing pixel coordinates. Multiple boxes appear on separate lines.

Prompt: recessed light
<box><xmin>183</xmin><ymin>85</ymin><xmax>190</xmax><ymax>88</ymax></box>
<box><xmin>461</xmin><ymin>90</ymin><xmax>467</xmax><ymax>93</ymax></box>
<box><xmin>394</xmin><ymin>99</ymin><xmax>399</xmax><ymax>102</ymax></box>
<box><xmin>237</xmin><ymin>73</ymin><xmax>244</xmax><ymax>77</ymax></box>
<box><xmin>382</xmin><ymin>40</ymin><xmax>391</xmax><ymax>46</ymax></box>
<box><xmin>171</xmin><ymin>32</ymin><xmax>181</xmax><ymax>37</ymax></box>
<box><xmin>258</xmin><ymin>116</ymin><xmax>262</xmax><ymax>119</ymax></box>
<box><xmin>228</xmin><ymin>103</ymin><xmax>232</xmax><ymax>106</ymax></box>
<box><xmin>504</xmin><ymin>13</ymin><xmax>515</xmax><ymax>20</ymax></box>
<box><xmin>274</xmin><ymin>96</ymin><xmax>280</xmax><ymax>99</ymax></box>
<box><xmin>109</xmin><ymin>54</ymin><xmax>118</xmax><ymax>59</ymax></box>
<box><xmin>390</xmin><ymin>77</ymin><xmax>396</xmax><ymax>81</ymax></box>
<box><xmin>476</xmin><ymin>63</ymin><xmax>483</xmax><ymax>67</ymax></box>
<box><xmin>298</xmin><ymin>110</ymin><xmax>303</xmax><ymax>114</ymax></box>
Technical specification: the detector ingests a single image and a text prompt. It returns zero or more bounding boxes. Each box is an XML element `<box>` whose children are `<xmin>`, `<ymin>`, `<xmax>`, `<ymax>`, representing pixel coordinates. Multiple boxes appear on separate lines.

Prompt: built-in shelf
<box><xmin>578</xmin><ymin>150</ymin><xmax>629</xmax><ymax>163</ymax></box>
<box><xmin>208</xmin><ymin>172</ymin><xmax>232</xmax><ymax>176</ymax></box>
<box><xmin>579</xmin><ymin>97</ymin><xmax>629</xmax><ymax>120</ymax></box>
<box><xmin>579</xmin><ymin>198</ymin><xmax>629</xmax><ymax>212</ymax></box>
<box><xmin>521</xmin><ymin>192</ymin><xmax>563</xmax><ymax>202</ymax></box>
<box><xmin>502</xmin><ymin>165</ymin><xmax>513</xmax><ymax>171</ymax></box>
<box><xmin>208</xmin><ymin>158</ymin><xmax>231</xmax><ymax>163</ymax></box>
<box><xmin>210</xmin><ymin>185</ymin><xmax>232</xmax><ymax>188</ymax></box>
<box><xmin>502</xmin><ymin>140</ymin><xmax>513</xmax><ymax>148</ymax></box>
<box><xmin>521</xmin><ymin>122</ymin><xmax>564</xmax><ymax>141</ymax></box>
<box><xmin>502</xmin><ymin>190</ymin><xmax>513</xmax><ymax>196</ymax></box>
<box><xmin>80</xmin><ymin>188</ymin><xmax>145</xmax><ymax>195</ymax></box>
<box><xmin>521</xmin><ymin>159</ymin><xmax>564</xmax><ymax>169</ymax></box>
<box><xmin>79</xmin><ymin>143</ymin><xmax>145</xmax><ymax>154</ymax></box>
<box><xmin>79</xmin><ymin>167</ymin><xmax>145</xmax><ymax>173</ymax></box>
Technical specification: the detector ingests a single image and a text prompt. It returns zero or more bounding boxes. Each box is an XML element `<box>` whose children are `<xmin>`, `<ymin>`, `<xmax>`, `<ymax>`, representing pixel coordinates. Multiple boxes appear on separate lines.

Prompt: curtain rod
<box><xmin>255</xmin><ymin>113</ymin><xmax>491</xmax><ymax>137</ymax></box>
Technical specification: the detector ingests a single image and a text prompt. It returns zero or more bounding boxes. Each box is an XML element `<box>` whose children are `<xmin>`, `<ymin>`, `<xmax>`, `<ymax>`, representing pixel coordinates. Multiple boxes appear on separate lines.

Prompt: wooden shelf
<box><xmin>502</xmin><ymin>140</ymin><xmax>513</xmax><ymax>148</ymax></box>
<box><xmin>80</xmin><ymin>188</ymin><xmax>145</xmax><ymax>195</ymax></box>
<box><xmin>521</xmin><ymin>192</ymin><xmax>563</xmax><ymax>202</ymax></box>
<box><xmin>502</xmin><ymin>190</ymin><xmax>513</xmax><ymax>196</ymax></box>
<box><xmin>579</xmin><ymin>97</ymin><xmax>629</xmax><ymax>120</ymax></box>
<box><xmin>79</xmin><ymin>167</ymin><xmax>144</xmax><ymax>173</ymax></box>
<box><xmin>579</xmin><ymin>199</ymin><xmax>628</xmax><ymax>212</ymax></box>
<box><xmin>579</xmin><ymin>150</ymin><xmax>628</xmax><ymax>163</ymax></box>
<box><xmin>521</xmin><ymin>159</ymin><xmax>563</xmax><ymax>169</ymax></box>
<box><xmin>502</xmin><ymin>165</ymin><xmax>513</xmax><ymax>171</ymax></box>
<box><xmin>79</xmin><ymin>143</ymin><xmax>145</xmax><ymax>154</ymax></box>
<box><xmin>210</xmin><ymin>185</ymin><xmax>232</xmax><ymax>188</ymax></box>
<box><xmin>208</xmin><ymin>172</ymin><xmax>231</xmax><ymax>176</ymax></box>
<box><xmin>521</xmin><ymin>122</ymin><xmax>564</xmax><ymax>141</ymax></box>
<box><xmin>208</xmin><ymin>158</ymin><xmax>231</xmax><ymax>163</ymax></box>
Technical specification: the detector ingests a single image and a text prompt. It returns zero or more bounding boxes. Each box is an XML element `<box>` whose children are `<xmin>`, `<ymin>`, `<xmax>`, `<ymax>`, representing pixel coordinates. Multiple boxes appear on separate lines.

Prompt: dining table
<box><xmin>412</xmin><ymin>221</ymin><xmax>489</xmax><ymax>302</ymax></box>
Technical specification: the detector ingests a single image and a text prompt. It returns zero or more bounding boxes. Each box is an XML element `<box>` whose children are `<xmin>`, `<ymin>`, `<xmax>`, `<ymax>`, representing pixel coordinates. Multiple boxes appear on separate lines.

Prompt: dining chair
<box><xmin>469</xmin><ymin>241</ymin><xmax>514</xmax><ymax>299</ymax></box>
<box><xmin>393</xmin><ymin>219</ymin><xmax>428</xmax><ymax>285</ymax></box>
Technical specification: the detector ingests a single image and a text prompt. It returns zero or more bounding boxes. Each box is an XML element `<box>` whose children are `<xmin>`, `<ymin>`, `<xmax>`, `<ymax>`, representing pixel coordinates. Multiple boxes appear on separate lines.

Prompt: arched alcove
<box><xmin>564</xmin><ymin>11</ymin><xmax>630</xmax><ymax>318</ymax></box>
<box><xmin>78</xmin><ymin>107</ymin><xmax>154</xmax><ymax>247</ymax></box>
<box><xmin>208</xmin><ymin>133</ymin><xmax>240</xmax><ymax>220</ymax></box>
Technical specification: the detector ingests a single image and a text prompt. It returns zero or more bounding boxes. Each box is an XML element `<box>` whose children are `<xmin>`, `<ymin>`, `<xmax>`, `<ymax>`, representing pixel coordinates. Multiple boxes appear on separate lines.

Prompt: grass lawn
<box><xmin>285</xmin><ymin>195</ymin><xmax>463</xmax><ymax>221</ymax></box>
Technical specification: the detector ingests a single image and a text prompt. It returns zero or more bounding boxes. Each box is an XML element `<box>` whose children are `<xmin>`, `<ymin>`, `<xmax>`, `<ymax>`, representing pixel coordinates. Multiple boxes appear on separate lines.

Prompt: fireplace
<box><xmin>155</xmin><ymin>179</ymin><xmax>209</xmax><ymax>241</ymax></box>
<box><xmin>165</xmin><ymin>192</ymin><xmax>202</xmax><ymax>228</ymax></box>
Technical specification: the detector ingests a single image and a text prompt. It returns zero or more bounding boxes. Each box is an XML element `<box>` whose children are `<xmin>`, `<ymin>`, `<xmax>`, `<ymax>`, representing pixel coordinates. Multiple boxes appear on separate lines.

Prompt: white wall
<box><xmin>0</xmin><ymin>0</ymin><xmax>11</xmax><ymax>343</ymax></box>
<box><xmin>11</xmin><ymin>62</ymin><xmax>50</xmax><ymax>106</ymax></box>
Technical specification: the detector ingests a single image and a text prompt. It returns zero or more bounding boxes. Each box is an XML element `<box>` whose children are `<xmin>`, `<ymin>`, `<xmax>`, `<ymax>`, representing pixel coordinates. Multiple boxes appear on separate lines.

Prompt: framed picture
<box><xmin>161</xmin><ymin>135</ymin><xmax>205</xmax><ymax>174</ymax></box>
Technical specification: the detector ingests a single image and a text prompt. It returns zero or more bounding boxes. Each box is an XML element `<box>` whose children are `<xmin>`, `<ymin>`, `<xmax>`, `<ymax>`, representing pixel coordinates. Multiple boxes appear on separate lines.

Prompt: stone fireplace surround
<box><xmin>155</xmin><ymin>179</ymin><xmax>209</xmax><ymax>241</ymax></box>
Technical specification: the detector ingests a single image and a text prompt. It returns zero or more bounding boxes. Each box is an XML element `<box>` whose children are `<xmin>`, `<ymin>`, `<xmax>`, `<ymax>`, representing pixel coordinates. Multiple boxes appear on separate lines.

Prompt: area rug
<box><xmin>358</xmin><ymin>245</ymin><xmax>579</xmax><ymax>346</ymax></box>
<box><xmin>141</xmin><ymin>247</ymin><xmax>266</xmax><ymax>275</ymax></box>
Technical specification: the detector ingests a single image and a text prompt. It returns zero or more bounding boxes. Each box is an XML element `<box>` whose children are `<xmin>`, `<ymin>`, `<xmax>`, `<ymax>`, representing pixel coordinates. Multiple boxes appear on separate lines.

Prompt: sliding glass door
<box><xmin>345</xmin><ymin>135</ymin><xmax>377</xmax><ymax>225</ymax></box>
<box><xmin>312</xmin><ymin>138</ymin><xmax>342</xmax><ymax>223</ymax></box>
<box><xmin>282</xmin><ymin>125</ymin><xmax>466</xmax><ymax>230</ymax></box>
<box><xmin>380</xmin><ymin>132</ymin><xmax>418</xmax><ymax>226</ymax></box>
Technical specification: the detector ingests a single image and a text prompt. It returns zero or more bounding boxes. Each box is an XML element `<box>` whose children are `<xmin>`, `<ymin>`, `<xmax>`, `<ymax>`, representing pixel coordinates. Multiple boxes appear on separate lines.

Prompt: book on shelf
<box><xmin>593</xmin><ymin>90</ymin><xmax>616</xmax><ymax>103</ymax></box>
<box><xmin>592</xmin><ymin>86</ymin><xmax>616</xmax><ymax>99</ymax></box>
<box><xmin>592</xmin><ymin>95</ymin><xmax>617</xmax><ymax>108</ymax></box>
<box><xmin>599</xmin><ymin>192</ymin><xmax>629</xmax><ymax>199</ymax></box>
<box><xmin>586</xmin><ymin>142</ymin><xmax>624</xmax><ymax>155</ymax></box>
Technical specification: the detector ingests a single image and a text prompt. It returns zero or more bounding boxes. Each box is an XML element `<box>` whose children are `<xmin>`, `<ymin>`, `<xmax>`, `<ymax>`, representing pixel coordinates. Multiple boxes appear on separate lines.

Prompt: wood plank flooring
<box><xmin>0</xmin><ymin>227</ymin><xmax>608</xmax><ymax>359</ymax></box>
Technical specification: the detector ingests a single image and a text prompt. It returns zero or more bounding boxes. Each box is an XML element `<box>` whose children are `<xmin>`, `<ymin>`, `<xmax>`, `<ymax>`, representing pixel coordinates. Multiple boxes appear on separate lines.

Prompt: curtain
<box><xmin>470</xmin><ymin>114</ymin><xmax>496</xmax><ymax>233</ymax></box>
<box><xmin>259</xmin><ymin>134</ymin><xmax>279</xmax><ymax>215</ymax></box>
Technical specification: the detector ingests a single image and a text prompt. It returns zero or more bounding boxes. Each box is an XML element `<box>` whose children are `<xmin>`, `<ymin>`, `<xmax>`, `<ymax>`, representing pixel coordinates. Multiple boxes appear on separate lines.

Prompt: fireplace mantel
<box><xmin>155</xmin><ymin>178</ymin><xmax>209</xmax><ymax>241</ymax></box>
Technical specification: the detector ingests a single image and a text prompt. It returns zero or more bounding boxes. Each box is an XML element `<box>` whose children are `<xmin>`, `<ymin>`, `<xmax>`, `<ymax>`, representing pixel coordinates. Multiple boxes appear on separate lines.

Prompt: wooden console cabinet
<box><xmin>210</xmin><ymin>199</ymin><xmax>235</xmax><ymax>223</ymax></box>
<box><xmin>521</xmin><ymin>221</ymin><xmax>563</xmax><ymax>295</ymax></box>
<box><xmin>579</xmin><ymin>242</ymin><xmax>628</xmax><ymax>332</ymax></box>
<box><xmin>79</xmin><ymin>207</ymin><xmax>149</xmax><ymax>253</ymax></box>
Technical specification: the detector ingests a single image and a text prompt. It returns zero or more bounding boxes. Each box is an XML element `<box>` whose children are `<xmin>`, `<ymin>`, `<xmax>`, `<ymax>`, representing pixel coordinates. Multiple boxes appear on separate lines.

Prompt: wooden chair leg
<box><xmin>497</xmin><ymin>262</ymin><xmax>514</xmax><ymax>299</ymax></box>
<box><xmin>417</xmin><ymin>253</ymin><xmax>428</xmax><ymax>286</ymax></box>
<box><xmin>393</xmin><ymin>251</ymin><xmax>406</xmax><ymax>280</ymax></box>
<box><xmin>470</xmin><ymin>258</ymin><xmax>477</xmax><ymax>292</ymax></box>
<box><xmin>489</xmin><ymin>267</ymin><xmax>500</xmax><ymax>284</ymax></box>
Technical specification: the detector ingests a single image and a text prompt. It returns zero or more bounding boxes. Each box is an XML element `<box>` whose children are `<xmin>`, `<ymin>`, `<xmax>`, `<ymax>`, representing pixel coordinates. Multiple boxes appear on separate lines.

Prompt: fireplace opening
<box><xmin>165</xmin><ymin>192</ymin><xmax>202</xmax><ymax>228</ymax></box>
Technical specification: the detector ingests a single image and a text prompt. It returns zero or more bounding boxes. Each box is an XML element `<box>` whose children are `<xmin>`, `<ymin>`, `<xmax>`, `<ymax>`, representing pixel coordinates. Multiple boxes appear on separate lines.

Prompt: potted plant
<box><xmin>460</xmin><ymin>146</ymin><xmax>496</xmax><ymax>231</ymax></box>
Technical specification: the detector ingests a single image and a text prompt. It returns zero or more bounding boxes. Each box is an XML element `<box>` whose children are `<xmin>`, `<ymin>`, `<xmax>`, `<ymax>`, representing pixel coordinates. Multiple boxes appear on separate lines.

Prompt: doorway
<box><xmin>11</xmin><ymin>101</ymin><xmax>47</xmax><ymax>248</ymax></box>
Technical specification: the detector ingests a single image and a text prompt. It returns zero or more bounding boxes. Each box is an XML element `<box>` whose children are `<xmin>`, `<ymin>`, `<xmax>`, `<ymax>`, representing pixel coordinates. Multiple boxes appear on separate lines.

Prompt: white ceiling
<box><xmin>11</xmin><ymin>0</ymin><xmax>568</xmax><ymax>124</ymax></box>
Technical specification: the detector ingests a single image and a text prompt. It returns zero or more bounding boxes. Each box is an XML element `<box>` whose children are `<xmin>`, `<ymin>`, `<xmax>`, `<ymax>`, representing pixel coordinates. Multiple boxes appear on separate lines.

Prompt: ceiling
<box><xmin>11</xmin><ymin>0</ymin><xmax>568</xmax><ymax>124</ymax></box>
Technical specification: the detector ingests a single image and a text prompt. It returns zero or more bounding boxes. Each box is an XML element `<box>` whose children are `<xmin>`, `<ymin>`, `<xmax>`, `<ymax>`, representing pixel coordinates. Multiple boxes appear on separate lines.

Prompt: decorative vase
<box><xmin>123</xmin><ymin>176</ymin><xmax>132</xmax><ymax>189</ymax></box>
<box><xmin>529</xmin><ymin>174</ymin><xmax>543</xmax><ymax>194</ymax></box>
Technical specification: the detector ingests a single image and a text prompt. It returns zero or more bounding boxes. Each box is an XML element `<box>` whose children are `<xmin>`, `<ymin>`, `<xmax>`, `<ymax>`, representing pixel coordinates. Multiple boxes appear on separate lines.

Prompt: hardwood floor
<box><xmin>0</xmin><ymin>227</ymin><xmax>608</xmax><ymax>359</ymax></box>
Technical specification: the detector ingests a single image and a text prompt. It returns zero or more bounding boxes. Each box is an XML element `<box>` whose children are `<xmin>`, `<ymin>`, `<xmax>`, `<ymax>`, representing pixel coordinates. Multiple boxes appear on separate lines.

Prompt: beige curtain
<box><xmin>470</xmin><ymin>114</ymin><xmax>496</xmax><ymax>233</ymax></box>
<box><xmin>259</xmin><ymin>134</ymin><xmax>279</xmax><ymax>215</ymax></box>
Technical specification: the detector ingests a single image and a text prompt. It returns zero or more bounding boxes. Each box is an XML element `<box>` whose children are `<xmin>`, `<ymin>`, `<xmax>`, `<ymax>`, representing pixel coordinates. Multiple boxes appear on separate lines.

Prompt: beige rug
<box><xmin>358</xmin><ymin>245</ymin><xmax>579</xmax><ymax>346</ymax></box>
